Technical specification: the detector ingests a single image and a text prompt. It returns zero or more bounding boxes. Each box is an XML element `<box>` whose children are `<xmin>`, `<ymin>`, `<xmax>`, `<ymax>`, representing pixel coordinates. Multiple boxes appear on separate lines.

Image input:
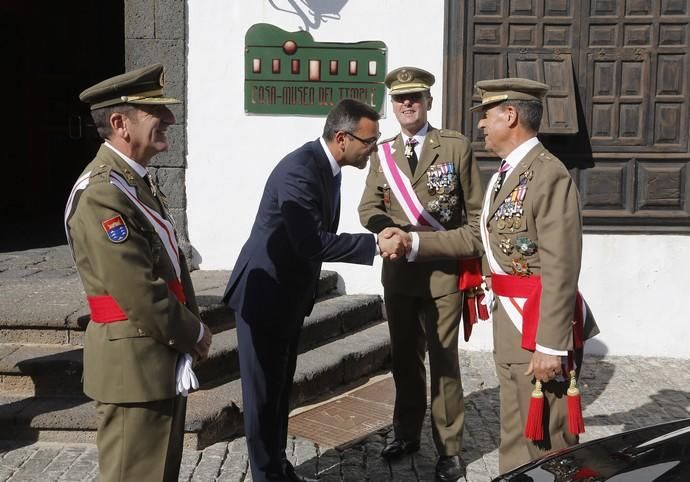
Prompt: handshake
<box><xmin>376</xmin><ymin>227</ymin><xmax>413</xmax><ymax>260</ymax></box>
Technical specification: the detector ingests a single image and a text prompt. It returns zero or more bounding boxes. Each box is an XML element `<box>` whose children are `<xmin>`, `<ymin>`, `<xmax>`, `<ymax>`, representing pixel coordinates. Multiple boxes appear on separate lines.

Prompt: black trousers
<box><xmin>236</xmin><ymin>313</ymin><xmax>302</xmax><ymax>482</ymax></box>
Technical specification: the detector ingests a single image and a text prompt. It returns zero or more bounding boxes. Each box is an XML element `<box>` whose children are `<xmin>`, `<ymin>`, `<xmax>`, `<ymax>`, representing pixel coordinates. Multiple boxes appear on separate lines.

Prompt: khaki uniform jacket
<box><xmin>66</xmin><ymin>145</ymin><xmax>202</xmax><ymax>403</ymax></box>
<box><xmin>358</xmin><ymin>127</ymin><xmax>483</xmax><ymax>297</ymax></box>
<box><xmin>417</xmin><ymin>143</ymin><xmax>599</xmax><ymax>361</ymax></box>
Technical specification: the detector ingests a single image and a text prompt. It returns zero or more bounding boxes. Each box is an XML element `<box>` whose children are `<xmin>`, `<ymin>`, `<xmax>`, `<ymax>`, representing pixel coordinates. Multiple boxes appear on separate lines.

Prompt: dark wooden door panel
<box><xmin>446</xmin><ymin>0</ymin><xmax>690</xmax><ymax>231</ymax></box>
<box><xmin>509</xmin><ymin>52</ymin><xmax>579</xmax><ymax>134</ymax></box>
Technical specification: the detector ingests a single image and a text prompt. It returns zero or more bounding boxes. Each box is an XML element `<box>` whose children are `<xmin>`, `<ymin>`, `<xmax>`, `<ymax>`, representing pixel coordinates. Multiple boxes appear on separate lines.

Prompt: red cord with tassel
<box><xmin>567</xmin><ymin>369</ymin><xmax>585</xmax><ymax>435</ymax></box>
<box><xmin>524</xmin><ymin>380</ymin><xmax>544</xmax><ymax>440</ymax></box>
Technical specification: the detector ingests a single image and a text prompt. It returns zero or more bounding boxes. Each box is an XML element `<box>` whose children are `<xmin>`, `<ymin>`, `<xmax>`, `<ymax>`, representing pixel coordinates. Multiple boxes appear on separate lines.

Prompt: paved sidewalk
<box><xmin>1</xmin><ymin>351</ymin><xmax>689</xmax><ymax>481</ymax></box>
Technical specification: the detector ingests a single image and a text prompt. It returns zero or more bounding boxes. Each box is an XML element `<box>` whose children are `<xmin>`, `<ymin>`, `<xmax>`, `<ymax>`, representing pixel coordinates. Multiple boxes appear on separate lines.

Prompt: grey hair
<box><xmin>502</xmin><ymin>99</ymin><xmax>543</xmax><ymax>132</ymax></box>
<box><xmin>90</xmin><ymin>104</ymin><xmax>136</xmax><ymax>140</ymax></box>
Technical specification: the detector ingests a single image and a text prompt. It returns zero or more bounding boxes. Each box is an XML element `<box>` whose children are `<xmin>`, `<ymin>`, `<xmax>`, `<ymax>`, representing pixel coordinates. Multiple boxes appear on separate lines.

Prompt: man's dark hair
<box><xmin>323</xmin><ymin>99</ymin><xmax>380</xmax><ymax>141</ymax></box>
<box><xmin>502</xmin><ymin>100</ymin><xmax>543</xmax><ymax>132</ymax></box>
<box><xmin>90</xmin><ymin>104</ymin><xmax>136</xmax><ymax>140</ymax></box>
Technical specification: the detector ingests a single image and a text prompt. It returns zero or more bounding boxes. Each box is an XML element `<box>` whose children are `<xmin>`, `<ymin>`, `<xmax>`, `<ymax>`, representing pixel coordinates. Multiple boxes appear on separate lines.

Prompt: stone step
<box><xmin>195</xmin><ymin>294</ymin><xmax>382</xmax><ymax>384</ymax></box>
<box><xmin>0</xmin><ymin>269</ymin><xmax>339</xmax><ymax>345</ymax></box>
<box><xmin>0</xmin><ymin>322</ymin><xmax>392</xmax><ymax>449</ymax></box>
<box><xmin>0</xmin><ymin>294</ymin><xmax>382</xmax><ymax>397</ymax></box>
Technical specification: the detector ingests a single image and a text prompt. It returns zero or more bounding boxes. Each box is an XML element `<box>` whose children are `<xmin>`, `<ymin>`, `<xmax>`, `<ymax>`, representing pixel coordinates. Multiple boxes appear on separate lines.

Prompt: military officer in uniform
<box><xmin>64</xmin><ymin>64</ymin><xmax>213</xmax><ymax>482</ymax></box>
<box><xmin>381</xmin><ymin>78</ymin><xmax>599</xmax><ymax>473</ymax></box>
<box><xmin>358</xmin><ymin>67</ymin><xmax>484</xmax><ymax>481</ymax></box>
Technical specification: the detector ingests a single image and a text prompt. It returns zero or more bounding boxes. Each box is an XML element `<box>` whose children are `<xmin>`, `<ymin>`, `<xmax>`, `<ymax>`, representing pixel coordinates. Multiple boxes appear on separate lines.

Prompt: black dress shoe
<box><xmin>435</xmin><ymin>455</ymin><xmax>464</xmax><ymax>482</ymax></box>
<box><xmin>284</xmin><ymin>461</ymin><xmax>317</xmax><ymax>482</ymax></box>
<box><xmin>381</xmin><ymin>439</ymin><xmax>420</xmax><ymax>459</ymax></box>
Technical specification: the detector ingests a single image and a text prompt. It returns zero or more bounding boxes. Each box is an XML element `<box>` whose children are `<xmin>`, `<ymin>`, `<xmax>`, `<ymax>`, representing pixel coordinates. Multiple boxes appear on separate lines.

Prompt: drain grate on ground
<box><xmin>288</xmin><ymin>377</ymin><xmax>395</xmax><ymax>448</ymax></box>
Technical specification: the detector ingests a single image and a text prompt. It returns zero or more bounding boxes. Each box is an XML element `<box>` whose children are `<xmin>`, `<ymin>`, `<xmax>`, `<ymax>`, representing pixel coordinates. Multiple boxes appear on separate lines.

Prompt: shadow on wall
<box><xmin>269</xmin><ymin>0</ymin><xmax>348</xmax><ymax>31</ymax></box>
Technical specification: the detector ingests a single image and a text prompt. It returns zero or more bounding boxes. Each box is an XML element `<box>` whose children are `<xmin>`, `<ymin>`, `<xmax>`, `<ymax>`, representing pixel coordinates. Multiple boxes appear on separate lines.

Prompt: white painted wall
<box><xmin>187</xmin><ymin>1</ymin><xmax>690</xmax><ymax>358</ymax></box>
<box><xmin>462</xmin><ymin>235</ymin><xmax>690</xmax><ymax>359</ymax></box>
<box><xmin>187</xmin><ymin>0</ymin><xmax>445</xmax><ymax>287</ymax></box>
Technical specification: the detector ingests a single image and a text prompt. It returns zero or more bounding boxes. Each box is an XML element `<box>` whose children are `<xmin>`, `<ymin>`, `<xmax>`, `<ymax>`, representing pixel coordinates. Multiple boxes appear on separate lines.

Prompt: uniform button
<box><xmin>168</xmin><ymin>339</ymin><xmax>175</xmax><ymax>346</ymax></box>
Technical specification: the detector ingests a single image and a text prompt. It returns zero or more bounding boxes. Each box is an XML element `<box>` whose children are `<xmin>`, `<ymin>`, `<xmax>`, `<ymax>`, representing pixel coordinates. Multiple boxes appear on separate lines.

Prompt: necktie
<box><xmin>405</xmin><ymin>138</ymin><xmax>419</xmax><ymax>174</ymax></box>
<box><xmin>143</xmin><ymin>173</ymin><xmax>157</xmax><ymax>197</ymax></box>
<box><xmin>494</xmin><ymin>159</ymin><xmax>510</xmax><ymax>198</ymax></box>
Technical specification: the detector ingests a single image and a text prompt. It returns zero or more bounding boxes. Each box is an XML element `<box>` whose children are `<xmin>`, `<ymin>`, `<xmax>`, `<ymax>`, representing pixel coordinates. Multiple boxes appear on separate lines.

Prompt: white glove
<box><xmin>175</xmin><ymin>353</ymin><xmax>199</xmax><ymax>397</ymax></box>
<box><xmin>481</xmin><ymin>288</ymin><xmax>495</xmax><ymax>323</ymax></box>
<box><xmin>481</xmin><ymin>288</ymin><xmax>495</xmax><ymax>311</ymax></box>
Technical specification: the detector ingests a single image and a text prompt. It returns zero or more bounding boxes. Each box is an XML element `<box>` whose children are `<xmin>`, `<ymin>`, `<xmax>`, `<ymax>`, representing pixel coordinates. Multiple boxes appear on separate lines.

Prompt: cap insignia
<box><xmin>397</xmin><ymin>70</ymin><xmax>413</xmax><ymax>82</ymax></box>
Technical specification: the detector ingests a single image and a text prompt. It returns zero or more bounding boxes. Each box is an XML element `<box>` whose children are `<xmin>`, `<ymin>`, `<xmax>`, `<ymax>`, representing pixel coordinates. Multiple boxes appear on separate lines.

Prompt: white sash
<box><xmin>64</xmin><ymin>170</ymin><xmax>181</xmax><ymax>278</ymax></box>
<box><xmin>480</xmin><ymin>173</ymin><xmax>525</xmax><ymax>333</ymax></box>
<box><xmin>378</xmin><ymin>141</ymin><xmax>445</xmax><ymax>231</ymax></box>
<box><xmin>64</xmin><ymin>171</ymin><xmax>92</xmax><ymax>254</ymax></box>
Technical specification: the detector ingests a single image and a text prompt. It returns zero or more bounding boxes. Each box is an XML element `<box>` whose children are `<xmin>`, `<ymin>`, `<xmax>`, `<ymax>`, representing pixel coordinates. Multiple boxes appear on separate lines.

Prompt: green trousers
<box><xmin>95</xmin><ymin>396</ymin><xmax>186</xmax><ymax>482</ymax></box>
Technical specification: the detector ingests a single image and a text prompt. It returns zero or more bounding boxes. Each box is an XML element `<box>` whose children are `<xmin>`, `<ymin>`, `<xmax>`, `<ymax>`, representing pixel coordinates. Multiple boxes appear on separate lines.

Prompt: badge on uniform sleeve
<box><xmin>102</xmin><ymin>215</ymin><xmax>128</xmax><ymax>243</ymax></box>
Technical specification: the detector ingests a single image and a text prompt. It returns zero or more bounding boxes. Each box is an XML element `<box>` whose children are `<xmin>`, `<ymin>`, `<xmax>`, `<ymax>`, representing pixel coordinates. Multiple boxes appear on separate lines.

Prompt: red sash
<box><xmin>492</xmin><ymin>274</ymin><xmax>584</xmax><ymax>351</ymax></box>
<box><xmin>88</xmin><ymin>279</ymin><xmax>186</xmax><ymax>323</ymax></box>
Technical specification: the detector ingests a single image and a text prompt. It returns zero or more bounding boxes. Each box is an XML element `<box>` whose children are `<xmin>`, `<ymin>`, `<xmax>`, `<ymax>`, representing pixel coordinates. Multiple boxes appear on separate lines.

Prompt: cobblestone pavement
<box><xmin>1</xmin><ymin>351</ymin><xmax>689</xmax><ymax>481</ymax></box>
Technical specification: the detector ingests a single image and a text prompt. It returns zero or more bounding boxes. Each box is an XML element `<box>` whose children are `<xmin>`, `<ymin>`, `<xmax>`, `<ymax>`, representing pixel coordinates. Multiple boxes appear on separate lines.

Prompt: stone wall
<box><xmin>124</xmin><ymin>0</ymin><xmax>193</xmax><ymax>263</ymax></box>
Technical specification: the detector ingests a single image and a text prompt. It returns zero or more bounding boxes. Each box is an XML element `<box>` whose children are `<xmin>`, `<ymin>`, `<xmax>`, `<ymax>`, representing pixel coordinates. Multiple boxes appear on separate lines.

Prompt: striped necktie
<box><xmin>494</xmin><ymin>160</ymin><xmax>510</xmax><ymax>198</ymax></box>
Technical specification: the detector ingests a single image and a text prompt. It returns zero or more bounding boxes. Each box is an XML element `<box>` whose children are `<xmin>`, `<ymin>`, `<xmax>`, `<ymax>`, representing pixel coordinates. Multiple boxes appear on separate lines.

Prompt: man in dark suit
<box><xmin>223</xmin><ymin>99</ymin><xmax>400</xmax><ymax>482</ymax></box>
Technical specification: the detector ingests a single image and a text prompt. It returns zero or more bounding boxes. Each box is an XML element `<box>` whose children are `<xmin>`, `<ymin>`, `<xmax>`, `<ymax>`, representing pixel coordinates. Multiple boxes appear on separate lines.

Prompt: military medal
<box><xmin>439</xmin><ymin>207</ymin><xmax>452</xmax><ymax>223</ymax></box>
<box><xmin>495</xmin><ymin>171</ymin><xmax>529</xmax><ymax>230</ymax></box>
<box><xmin>426</xmin><ymin>163</ymin><xmax>459</xmax><ymax>224</ymax></box>
<box><xmin>427</xmin><ymin>198</ymin><xmax>440</xmax><ymax>213</ymax></box>
<box><xmin>511</xmin><ymin>257</ymin><xmax>531</xmax><ymax>276</ymax></box>
<box><xmin>516</xmin><ymin>237</ymin><xmax>537</xmax><ymax>256</ymax></box>
<box><xmin>404</xmin><ymin>138</ymin><xmax>418</xmax><ymax>159</ymax></box>
<box><xmin>499</xmin><ymin>237</ymin><xmax>514</xmax><ymax>255</ymax></box>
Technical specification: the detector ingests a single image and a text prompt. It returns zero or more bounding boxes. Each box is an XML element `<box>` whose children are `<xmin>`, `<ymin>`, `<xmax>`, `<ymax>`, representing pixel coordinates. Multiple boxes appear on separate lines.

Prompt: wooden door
<box><xmin>445</xmin><ymin>0</ymin><xmax>690</xmax><ymax>232</ymax></box>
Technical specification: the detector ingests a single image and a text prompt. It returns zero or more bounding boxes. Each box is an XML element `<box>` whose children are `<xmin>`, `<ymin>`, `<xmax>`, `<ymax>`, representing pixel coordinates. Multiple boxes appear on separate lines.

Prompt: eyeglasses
<box><xmin>345</xmin><ymin>131</ymin><xmax>381</xmax><ymax>147</ymax></box>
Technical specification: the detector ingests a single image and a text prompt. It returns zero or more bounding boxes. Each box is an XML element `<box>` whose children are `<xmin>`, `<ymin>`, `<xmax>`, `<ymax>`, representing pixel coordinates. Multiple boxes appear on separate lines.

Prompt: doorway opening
<box><xmin>1</xmin><ymin>1</ymin><xmax>124</xmax><ymax>250</ymax></box>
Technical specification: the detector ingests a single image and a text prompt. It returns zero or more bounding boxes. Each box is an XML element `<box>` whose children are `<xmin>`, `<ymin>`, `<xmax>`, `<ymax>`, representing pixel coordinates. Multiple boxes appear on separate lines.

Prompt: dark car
<box><xmin>493</xmin><ymin>418</ymin><xmax>690</xmax><ymax>481</ymax></box>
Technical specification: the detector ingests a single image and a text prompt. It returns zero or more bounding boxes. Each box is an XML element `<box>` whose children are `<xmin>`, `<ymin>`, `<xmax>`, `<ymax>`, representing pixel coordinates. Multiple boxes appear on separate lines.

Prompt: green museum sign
<box><xmin>245</xmin><ymin>23</ymin><xmax>387</xmax><ymax>116</ymax></box>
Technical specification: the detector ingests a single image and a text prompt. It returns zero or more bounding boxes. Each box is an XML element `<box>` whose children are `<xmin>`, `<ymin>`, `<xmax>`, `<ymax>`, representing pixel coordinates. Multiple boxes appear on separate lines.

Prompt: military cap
<box><xmin>79</xmin><ymin>64</ymin><xmax>181</xmax><ymax>110</ymax></box>
<box><xmin>384</xmin><ymin>66</ymin><xmax>435</xmax><ymax>95</ymax></box>
<box><xmin>470</xmin><ymin>77</ymin><xmax>549</xmax><ymax>111</ymax></box>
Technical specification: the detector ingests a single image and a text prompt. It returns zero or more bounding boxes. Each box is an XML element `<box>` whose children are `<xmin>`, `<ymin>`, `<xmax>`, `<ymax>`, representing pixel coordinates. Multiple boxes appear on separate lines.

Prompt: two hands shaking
<box><xmin>375</xmin><ymin>225</ymin><xmax>433</xmax><ymax>260</ymax></box>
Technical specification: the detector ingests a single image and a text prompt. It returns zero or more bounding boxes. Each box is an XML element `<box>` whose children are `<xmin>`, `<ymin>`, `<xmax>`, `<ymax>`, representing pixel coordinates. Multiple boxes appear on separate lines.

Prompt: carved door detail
<box><xmin>447</xmin><ymin>0</ymin><xmax>690</xmax><ymax>232</ymax></box>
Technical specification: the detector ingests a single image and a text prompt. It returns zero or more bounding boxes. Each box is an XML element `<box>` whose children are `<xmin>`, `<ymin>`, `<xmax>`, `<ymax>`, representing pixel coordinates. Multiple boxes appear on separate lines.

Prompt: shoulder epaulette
<box><xmin>377</xmin><ymin>133</ymin><xmax>399</xmax><ymax>146</ymax></box>
<box><xmin>88</xmin><ymin>164</ymin><xmax>112</xmax><ymax>184</ymax></box>
<box><xmin>438</xmin><ymin>129</ymin><xmax>463</xmax><ymax>138</ymax></box>
<box><xmin>538</xmin><ymin>150</ymin><xmax>555</xmax><ymax>162</ymax></box>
